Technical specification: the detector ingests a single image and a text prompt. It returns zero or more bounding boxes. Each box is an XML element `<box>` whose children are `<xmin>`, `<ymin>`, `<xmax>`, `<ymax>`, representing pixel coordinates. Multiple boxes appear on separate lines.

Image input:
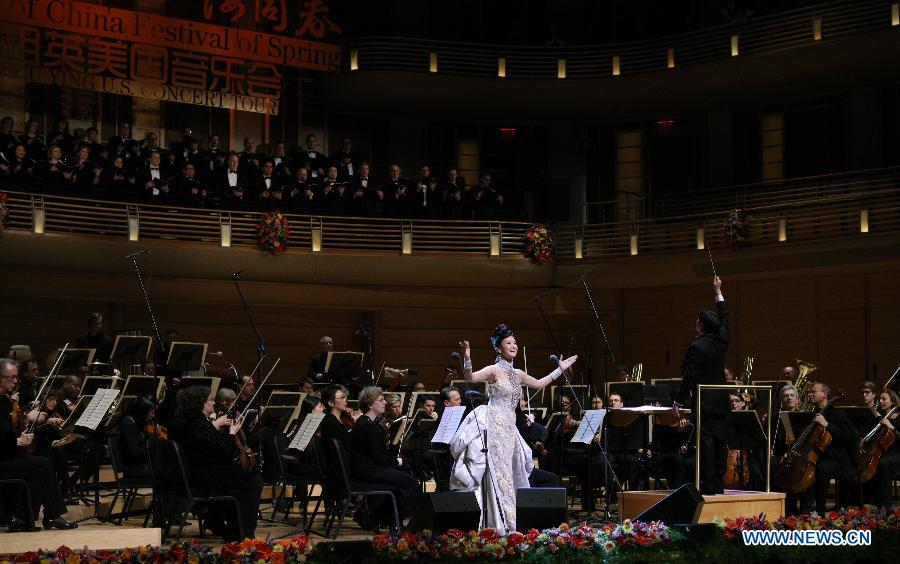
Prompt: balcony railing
<box><xmin>341</xmin><ymin>0</ymin><xmax>893</xmax><ymax>79</ymax></box>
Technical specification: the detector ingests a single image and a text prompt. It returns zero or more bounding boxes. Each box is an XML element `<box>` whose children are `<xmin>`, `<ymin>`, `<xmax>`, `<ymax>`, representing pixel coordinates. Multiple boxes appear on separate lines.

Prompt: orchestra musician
<box><xmin>176</xmin><ymin>386</ymin><xmax>262</xmax><ymax>541</ymax></box>
<box><xmin>673</xmin><ymin>276</ymin><xmax>730</xmax><ymax>495</ymax></box>
<box><xmin>0</xmin><ymin>358</ymin><xmax>76</xmax><ymax>530</ymax></box>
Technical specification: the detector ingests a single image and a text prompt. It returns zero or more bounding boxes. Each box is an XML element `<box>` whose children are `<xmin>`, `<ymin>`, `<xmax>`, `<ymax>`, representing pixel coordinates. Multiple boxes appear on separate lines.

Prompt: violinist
<box><xmin>178</xmin><ymin>386</ymin><xmax>263</xmax><ymax>541</ymax></box>
<box><xmin>118</xmin><ymin>396</ymin><xmax>160</xmax><ymax>479</ymax></box>
<box><xmin>806</xmin><ymin>382</ymin><xmax>856</xmax><ymax>515</ymax></box>
<box><xmin>0</xmin><ymin>358</ymin><xmax>76</xmax><ymax>530</ymax></box>
<box><xmin>872</xmin><ymin>390</ymin><xmax>900</xmax><ymax>509</ymax></box>
<box><xmin>350</xmin><ymin>386</ymin><xmax>418</xmax><ymax>528</ymax></box>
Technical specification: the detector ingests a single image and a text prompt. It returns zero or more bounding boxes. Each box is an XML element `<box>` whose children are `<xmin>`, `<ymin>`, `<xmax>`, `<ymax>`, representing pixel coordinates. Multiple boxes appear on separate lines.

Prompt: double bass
<box><xmin>774</xmin><ymin>391</ymin><xmax>845</xmax><ymax>493</ymax></box>
<box><xmin>854</xmin><ymin>405</ymin><xmax>898</xmax><ymax>484</ymax></box>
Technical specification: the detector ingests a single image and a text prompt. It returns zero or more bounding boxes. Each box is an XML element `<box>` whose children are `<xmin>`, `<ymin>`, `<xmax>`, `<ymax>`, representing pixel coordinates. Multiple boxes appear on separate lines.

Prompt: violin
<box><xmin>775</xmin><ymin>391</ymin><xmax>845</xmax><ymax>493</ymax></box>
<box><xmin>723</xmin><ymin>449</ymin><xmax>751</xmax><ymax>488</ymax></box>
<box><xmin>854</xmin><ymin>406</ymin><xmax>898</xmax><ymax>484</ymax></box>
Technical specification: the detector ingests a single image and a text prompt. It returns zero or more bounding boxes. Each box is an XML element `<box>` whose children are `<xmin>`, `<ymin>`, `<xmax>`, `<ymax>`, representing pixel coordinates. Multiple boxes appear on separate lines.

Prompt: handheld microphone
<box><xmin>123</xmin><ymin>250</ymin><xmax>148</xmax><ymax>261</ymax></box>
<box><xmin>231</xmin><ymin>270</ymin><xmax>243</xmax><ymax>280</ymax></box>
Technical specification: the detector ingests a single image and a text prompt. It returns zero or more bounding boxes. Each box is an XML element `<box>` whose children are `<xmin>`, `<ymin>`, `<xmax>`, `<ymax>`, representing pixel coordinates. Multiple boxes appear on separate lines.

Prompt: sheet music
<box><xmin>75</xmin><ymin>388</ymin><xmax>120</xmax><ymax>430</ymax></box>
<box><xmin>571</xmin><ymin>409</ymin><xmax>606</xmax><ymax>444</ymax></box>
<box><xmin>287</xmin><ymin>413</ymin><xmax>325</xmax><ymax>452</ymax></box>
<box><xmin>431</xmin><ymin>406</ymin><xmax>467</xmax><ymax>445</ymax></box>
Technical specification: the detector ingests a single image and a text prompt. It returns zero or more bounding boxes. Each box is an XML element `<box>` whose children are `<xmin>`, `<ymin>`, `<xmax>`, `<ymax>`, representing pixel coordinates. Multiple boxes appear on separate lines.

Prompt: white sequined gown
<box><xmin>450</xmin><ymin>358</ymin><xmax>533</xmax><ymax>534</ymax></box>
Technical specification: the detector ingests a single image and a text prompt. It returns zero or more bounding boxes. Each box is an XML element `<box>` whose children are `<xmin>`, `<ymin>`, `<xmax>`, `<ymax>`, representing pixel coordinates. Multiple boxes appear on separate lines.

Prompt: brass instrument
<box><xmin>740</xmin><ymin>356</ymin><xmax>754</xmax><ymax>403</ymax></box>
<box><xmin>629</xmin><ymin>363</ymin><xmax>643</xmax><ymax>382</ymax></box>
<box><xmin>795</xmin><ymin>359</ymin><xmax>819</xmax><ymax>411</ymax></box>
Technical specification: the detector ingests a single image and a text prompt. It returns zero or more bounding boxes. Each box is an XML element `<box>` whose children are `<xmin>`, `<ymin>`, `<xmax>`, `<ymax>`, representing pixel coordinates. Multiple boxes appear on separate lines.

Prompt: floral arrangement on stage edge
<box><xmin>372</xmin><ymin>520</ymin><xmax>669</xmax><ymax>560</ymax></box>
<box><xmin>0</xmin><ymin>192</ymin><xmax>9</xmax><ymax>234</ymax></box>
<box><xmin>258</xmin><ymin>210</ymin><xmax>290</xmax><ymax>254</ymax></box>
<box><xmin>716</xmin><ymin>506</ymin><xmax>900</xmax><ymax>541</ymax></box>
<box><xmin>524</xmin><ymin>223</ymin><xmax>555</xmax><ymax>263</ymax></box>
<box><xmin>724</xmin><ymin>208</ymin><xmax>751</xmax><ymax>247</ymax></box>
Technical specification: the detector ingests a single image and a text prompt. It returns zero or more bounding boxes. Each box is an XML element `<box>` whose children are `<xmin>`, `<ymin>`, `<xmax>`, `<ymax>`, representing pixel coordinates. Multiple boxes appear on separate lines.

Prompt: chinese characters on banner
<box><xmin>0</xmin><ymin>0</ymin><xmax>343</xmax><ymax>114</ymax></box>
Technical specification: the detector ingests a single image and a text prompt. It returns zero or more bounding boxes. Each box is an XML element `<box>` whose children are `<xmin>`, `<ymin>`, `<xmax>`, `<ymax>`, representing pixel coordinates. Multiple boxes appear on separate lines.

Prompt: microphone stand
<box><xmin>231</xmin><ymin>271</ymin><xmax>267</xmax><ymax>473</ymax></box>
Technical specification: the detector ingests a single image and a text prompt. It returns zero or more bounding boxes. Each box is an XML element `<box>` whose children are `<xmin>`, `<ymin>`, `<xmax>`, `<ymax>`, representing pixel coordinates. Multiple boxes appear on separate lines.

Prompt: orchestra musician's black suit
<box><xmin>676</xmin><ymin>299</ymin><xmax>730</xmax><ymax>494</ymax></box>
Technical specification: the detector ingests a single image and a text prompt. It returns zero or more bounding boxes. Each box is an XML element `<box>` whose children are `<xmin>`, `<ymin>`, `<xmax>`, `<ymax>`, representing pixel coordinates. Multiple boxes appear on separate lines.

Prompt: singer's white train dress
<box><xmin>449</xmin><ymin>358</ymin><xmax>533</xmax><ymax>534</ymax></box>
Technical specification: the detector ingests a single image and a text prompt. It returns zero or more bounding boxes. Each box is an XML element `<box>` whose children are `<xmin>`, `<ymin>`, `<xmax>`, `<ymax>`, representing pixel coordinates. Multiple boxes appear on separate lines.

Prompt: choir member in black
<box><xmin>135</xmin><ymin>151</ymin><xmax>174</xmax><ymax>203</ymax></box>
<box><xmin>32</xmin><ymin>145</ymin><xmax>73</xmax><ymax>194</ymax></box>
<box><xmin>308</xmin><ymin>336</ymin><xmax>333</xmax><ymax>380</ymax></box>
<box><xmin>383</xmin><ymin>164</ymin><xmax>411</xmax><ymax>218</ymax></box>
<box><xmin>238</xmin><ymin>137</ymin><xmax>260</xmax><ymax>172</ymax></box>
<box><xmin>100</xmin><ymin>156</ymin><xmax>134</xmax><ymax>200</ymax></box>
<box><xmin>215</xmin><ymin>153</ymin><xmax>256</xmax><ymax>210</ymax></box>
<box><xmin>106</xmin><ymin>121</ymin><xmax>134</xmax><ymax>157</ymax></box>
<box><xmin>331</xmin><ymin>137</ymin><xmax>358</xmax><ymax>181</ymax></box>
<box><xmin>0</xmin><ymin>358</ymin><xmax>76</xmax><ymax>530</ymax></box>
<box><xmin>176</xmin><ymin>162</ymin><xmax>207</xmax><ymax>206</ymax></box>
<box><xmin>441</xmin><ymin>169</ymin><xmax>466</xmax><ymax>220</ymax></box>
<box><xmin>270</xmin><ymin>141</ymin><xmax>292</xmax><ymax>180</ymax></box>
<box><xmin>351</xmin><ymin>386</ymin><xmax>418</xmax><ymax>523</ymax></box>
<box><xmin>47</xmin><ymin>117</ymin><xmax>74</xmax><ymax>156</ymax></box>
<box><xmin>805</xmin><ymin>382</ymin><xmax>856</xmax><ymax>514</ymax></box>
<box><xmin>872</xmin><ymin>390</ymin><xmax>900</xmax><ymax>509</ymax></box>
<box><xmin>0</xmin><ymin>116</ymin><xmax>16</xmax><ymax>153</ymax></box>
<box><xmin>288</xmin><ymin>166</ymin><xmax>320</xmax><ymax>214</ymax></box>
<box><xmin>298</xmin><ymin>133</ymin><xmax>327</xmax><ymax>180</ymax></box>
<box><xmin>118</xmin><ymin>396</ymin><xmax>156</xmax><ymax>479</ymax></box>
<box><xmin>257</xmin><ymin>160</ymin><xmax>286</xmax><ymax>211</ymax></box>
<box><xmin>177</xmin><ymin>385</ymin><xmax>263</xmax><ymax>541</ymax></box>
<box><xmin>606</xmin><ymin>392</ymin><xmax>642</xmax><ymax>490</ymax></box>
<box><xmin>71</xmin><ymin>145</ymin><xmax>102</xmax><ymax>197</ymax></box>
<box><xmin>75</xmin><ymin>312</ymin><xmax>115</xmax><ymax>362</ymax></box>
<box><xmin>20</xmin><ymin>119</ymin><xmax>47</xmax><ymax>161</ymax></box>
<box><xmin>1</xmin><ymin>144</ymin><xmax>32</xmax><ymax>189</ymax></box>
<box><xmin>473</xmin><ymin>173</ymin><xmax>504</xmax><ymax>220</ymax></box>
<box><xmin>673</xmin><ymin>276</ymin><xmax>730</xmax><ymax>495</ymax></box>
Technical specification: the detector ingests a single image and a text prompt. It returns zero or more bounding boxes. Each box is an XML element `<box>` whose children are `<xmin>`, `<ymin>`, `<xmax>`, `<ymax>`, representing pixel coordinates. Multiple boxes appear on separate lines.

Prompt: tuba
<box><xmin>795</xmin><ymin>359</ymin><xmax>819</xmax><ymax>411</ymax></box>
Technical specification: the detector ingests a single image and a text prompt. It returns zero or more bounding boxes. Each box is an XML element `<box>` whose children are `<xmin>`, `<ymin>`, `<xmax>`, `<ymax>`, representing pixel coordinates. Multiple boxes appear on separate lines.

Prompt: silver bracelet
<box><xmin>463</xmin><ymin>358</ymin><xmax>473</xmax><ymax>371</ymax></box>
<box><xmin>550</xmin><ymin>368</ymin><xmax>563</xmax><ymax>381</ymax></box>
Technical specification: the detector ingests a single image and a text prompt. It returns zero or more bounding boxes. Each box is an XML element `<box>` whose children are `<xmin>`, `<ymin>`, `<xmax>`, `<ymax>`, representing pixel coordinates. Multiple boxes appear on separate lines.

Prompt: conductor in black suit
<box><xmin>673</xmin><ymin>276</ymin><xmax>729</xmax><ymax>494</ymax></box>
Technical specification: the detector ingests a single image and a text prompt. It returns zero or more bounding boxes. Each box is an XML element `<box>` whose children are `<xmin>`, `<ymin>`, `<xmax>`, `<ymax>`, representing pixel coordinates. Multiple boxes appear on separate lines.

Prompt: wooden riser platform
<box><xmin>620</xmin><ymin>489</ymin><xmax>786</xmax><ymax>523</ymax></box>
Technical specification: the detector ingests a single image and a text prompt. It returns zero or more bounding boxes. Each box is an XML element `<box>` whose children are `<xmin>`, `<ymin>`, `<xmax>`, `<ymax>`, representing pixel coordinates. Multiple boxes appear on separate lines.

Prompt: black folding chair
<box><xmin>322</xmin><ymin>438</ymin><xmax>400</xmax><ymax>538</ymax></box>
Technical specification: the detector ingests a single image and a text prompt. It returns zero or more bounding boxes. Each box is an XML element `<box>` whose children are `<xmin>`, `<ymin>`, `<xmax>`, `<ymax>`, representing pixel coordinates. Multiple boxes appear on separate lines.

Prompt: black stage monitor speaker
<box><xmin>409</xmin><ymin>491</ymin><xmax>480</xmax><ymax>532</ymax></box>
<box><xmin>516</xmin><ymin>488</ymin><xmax>567</xmax><ymax>532</ymax></box>
<box><xmin>635</xmin><ymin>483</ymin><xmax>704</xmax><ymax>524</ymax></box>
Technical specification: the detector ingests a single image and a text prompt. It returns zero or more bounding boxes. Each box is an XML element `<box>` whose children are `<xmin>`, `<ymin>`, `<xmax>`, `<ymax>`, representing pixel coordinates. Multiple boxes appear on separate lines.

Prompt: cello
<box><xmin>774</xmin><ymin>391</ymin><xmax>845</xmax><ymax>493</ymax></box>
<box><xmin>854</xmin><ymin>405</ymin><xmax>898</xmax><ymax>484</ymax></box>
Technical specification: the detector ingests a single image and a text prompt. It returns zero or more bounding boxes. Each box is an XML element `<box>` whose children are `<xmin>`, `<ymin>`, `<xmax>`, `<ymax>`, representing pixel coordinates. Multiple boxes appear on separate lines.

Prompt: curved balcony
<box><xmin>341</xmin><ymin>0</ymin><xmax>891</xmax><ymax>80</ymax></box>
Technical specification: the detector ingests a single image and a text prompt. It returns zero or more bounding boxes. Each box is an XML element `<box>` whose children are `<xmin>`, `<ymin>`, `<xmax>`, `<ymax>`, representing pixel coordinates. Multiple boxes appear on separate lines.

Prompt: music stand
<box><xmin>80</xmin><ymin>376</ymin><xmax>117</xmax><ymax>396</ymax></box>
<box><xmin>166</xmin><ymin>342</ymin><xmax>208</xmax><ymax>375</ymax></box>
<box><xmin>122</xmin><ymin>375</ymin><xmax>164</xmax><ymax>399</ymax></box>
<box><xmin>324</xmin><ymin>351</ymin><xmax>364</xmax><ymax>384</ymax></box>
<box><xmin>110</xmin><ymin>335</ymin><xmax>152</xmax><ymax>370</ymax></box>
<box><xmin>728</xmin><ymin>410</ymin><xmax>767</xmax><ymax>490</ymax></box>
<box><xmin>57</xmin><ymin>348</ymin><xmax>95</xmax><ymax>375</ymax></box>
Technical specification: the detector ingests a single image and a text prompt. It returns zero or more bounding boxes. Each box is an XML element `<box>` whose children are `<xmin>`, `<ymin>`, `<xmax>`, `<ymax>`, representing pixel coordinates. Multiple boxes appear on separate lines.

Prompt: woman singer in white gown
<box><xmin>450</xmin><ymin>324</ymin><xmax>577</xmax><ymax>534</ymax></box>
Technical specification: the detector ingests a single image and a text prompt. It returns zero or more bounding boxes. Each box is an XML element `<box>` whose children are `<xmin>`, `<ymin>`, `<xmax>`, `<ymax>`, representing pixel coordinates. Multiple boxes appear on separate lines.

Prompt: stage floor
<box><xmin>620</xmin><ymin>489</ymin><xmax>786</xmax><ymax>523</ymax></box>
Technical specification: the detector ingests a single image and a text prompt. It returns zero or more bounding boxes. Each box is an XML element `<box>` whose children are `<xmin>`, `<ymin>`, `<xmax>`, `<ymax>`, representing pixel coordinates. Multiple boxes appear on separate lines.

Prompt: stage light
<box><xmin>696</xmin><ymin>227</ymin><xmax>705</xmax><ymax>250</ymax></box>
<box><xmin>731</xmin><ymin>35</ymin><xmax>740</xmax><ymax>56</ymax></box>
<box><xmin>557</xmin><ymin>59</ymin><xmax>566</xmax><ymax>79</ymax></box>
<box><xmin>401</xmin><ymin>229</ymin><xmax>412</xmax><ymax>255</ymax></box>
<box><xmin>429</xmin><ymin>52</ymin><xmax>438</xmax><ymax>73</ymax></box>
<box><xmin>575</xmin><ymin>237</ymin><xmax>584</xmax><ymax>259</ymax></box>
<box><xmin>860</xmin><ymin>209</ymin><xmax>870</xmax><ymax>233</ymax></box>
<box><xmin>350</xmin><ymin>49</ymin><xmax>359</xmax><ymax>71</ymax></box>
<box><xmin>311</xmin><ymin>219</ymin><xmax>322</xmax><ymax>252</ymax></box>
<box><xmin>813</xmin><ymin>15</ymin><xmax>822</xmax><ymax>40</ymax></box>
<box><xmin>219</xmin><ymin>213</ymin><xmax>232</xmax><ymax>247</ymax></box>
<box><xmin>498</xmin><ymin>57</ymin><xmax>507</xmax><ymax>77</ymax></box>
<box><xmin>612</xmin><ymin>56</ymin><xmax>621</xmax><ymax>76</ymax></box>
<box><xmin>630</xmin><ymin>234</ymin><xmax>638</xmax><ymax>256</ymax></box>
<box><xmin>778</xmin><ymin>219</ymin><xmax>788</xmax><ymax>242</ymax></box>
<box><xmin>32</xmin><ymin>198</ymin><xmax>45</xmax><ymax>234</ymax></box>
<box><xmin>667</xmin><ymin>48</ymin><xmax>675</xmax><ymax>69</ymax></box>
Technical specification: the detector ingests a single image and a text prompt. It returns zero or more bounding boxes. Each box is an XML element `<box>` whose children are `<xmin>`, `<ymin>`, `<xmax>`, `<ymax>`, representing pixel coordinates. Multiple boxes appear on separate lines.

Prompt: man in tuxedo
<box><xmin>214</xmin><ymin>153</ymin><xmax>256</xmax><ymax>210</ymax></box>
<box><xmin>257</xmin><ymin>159</ymin><xmax>286</xmax><ymax>211</ymax></box>
<box><xmin>330</xmin><ymin>137</ymin><xmax>358</xmax><ymax>181</ymax></box>
<box><xmin>135</xmin><ymin>151</ymin><xmax>173</xmax><ymax>202</ymax></box>
<box><xmin>298</xmin><ymin>133</ymin><xmax>327</xmax><ymax>181</ymax></box>
<box><xmin>673</xmin><ymin>276</ymin><xmax>730</xmax><ymax>495</ymax></box>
